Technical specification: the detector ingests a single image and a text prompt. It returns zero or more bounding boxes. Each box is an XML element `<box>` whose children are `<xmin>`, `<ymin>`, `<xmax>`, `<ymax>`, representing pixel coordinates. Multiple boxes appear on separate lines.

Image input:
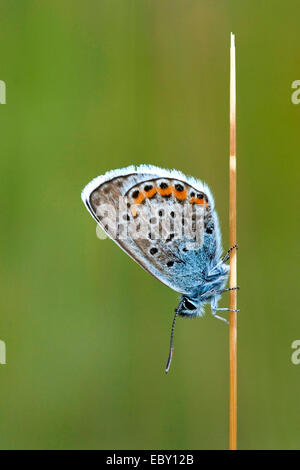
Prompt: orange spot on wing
<box><xmin>135</xmin><ymin>193</ymin><xmax>145</xmax><ymax>204</ymax></box>
<box><xmin>190</xmin><ymin>197</ymin><xmax>205</xmax><ymax>205</ymax></box>
<box><xmin>158</xmin><ymin>186</ymin><xmax>172</xmax><ymax>196</ymax></box>
<box><xmin>145</xmin><ymin>188</ymin><xmax>157</xmax><ymax>198</ymax></box>
<box><xmin>173</xmin><ymin>188</ymin><xmax>187</xmax><ymax>200</ymax></box>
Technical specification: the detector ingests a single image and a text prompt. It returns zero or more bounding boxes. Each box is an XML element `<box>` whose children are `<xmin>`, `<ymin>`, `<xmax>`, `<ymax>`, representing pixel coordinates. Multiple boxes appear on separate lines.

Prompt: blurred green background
<box><xmin>0</xmin><ymin>0</ymin><xmax>299</xmax><ymax>450</ymax></box>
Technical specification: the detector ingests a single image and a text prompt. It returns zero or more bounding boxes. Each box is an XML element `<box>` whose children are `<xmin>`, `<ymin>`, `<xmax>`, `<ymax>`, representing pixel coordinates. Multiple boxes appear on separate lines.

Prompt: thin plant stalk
<box><xmin>229</xmin><ymin>32</ymin><xmax>237</xmax><ymax>451</ymax></box>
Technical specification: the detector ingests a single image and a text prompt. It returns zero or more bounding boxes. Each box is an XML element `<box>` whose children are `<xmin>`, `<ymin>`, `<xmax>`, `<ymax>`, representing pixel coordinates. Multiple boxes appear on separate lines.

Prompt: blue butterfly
<box><xmin>82</xmin><ymin>165</ymin><xmax>239</xmax><ymax>372</ymax></box>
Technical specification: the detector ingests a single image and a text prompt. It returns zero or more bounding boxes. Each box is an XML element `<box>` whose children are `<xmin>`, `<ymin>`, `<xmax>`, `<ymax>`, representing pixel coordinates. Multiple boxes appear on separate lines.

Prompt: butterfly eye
<box><xmin>183</xmin><ymin>298</ymin><xmax>197</xmax><ymax>311</ymax></box>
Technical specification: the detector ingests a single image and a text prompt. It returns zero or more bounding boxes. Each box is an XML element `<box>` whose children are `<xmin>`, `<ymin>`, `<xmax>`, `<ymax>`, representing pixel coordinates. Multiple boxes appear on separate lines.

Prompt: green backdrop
<box><xmin>0</xmin><ymin>0</ymin><xmax>299</xmax><ymax>449</ymax></box>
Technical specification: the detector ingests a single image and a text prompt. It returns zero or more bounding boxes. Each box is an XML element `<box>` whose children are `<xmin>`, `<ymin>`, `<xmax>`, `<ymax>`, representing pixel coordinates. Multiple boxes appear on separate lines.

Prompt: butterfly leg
<box><xmin>211</xmin><ymin>298</ymin><xmax>229</xmax><ymax>324</ymax></box>
<box><xmin>220</xmin><ymin>286</ymin><xmax>240</xmax><ymax>293</ymax></box>
<box><xmin>215</xmin><ymin>308</ymin><xmax>240</xmax><ymax>312</ymax></box>
<box><xmin>200</xmin><ymin>286</ymin><xmax>240</xmax><ymax>299</ymax></box>
<box><xmin>207</xmin><ymin>245</ymin><xmax>238</xmax><ymax>277</ymax></box>
<box><xmin>210</xmin><ymin>297</ymin><xmax>240</xmax><ymax>324</ymax></box>
<box><xmin>211</xmin><ymin>309</ymin><xmax>229</xmax><ymax>324</ymax></box>
<box><xmin>211</xmin><ymin>308</ymin><xmax>240</xmax><ymax>324</ymax></box>
<box><xmin>221</xmin><ymin>243</ymin><xmax>238</xmax><ymax>263</ymax></box>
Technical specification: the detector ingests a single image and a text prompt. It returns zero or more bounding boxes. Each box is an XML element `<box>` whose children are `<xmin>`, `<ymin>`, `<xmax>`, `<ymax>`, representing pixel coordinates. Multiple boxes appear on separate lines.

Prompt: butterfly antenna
<box><xmin>165</xmin><ymin>310</ymin><xmax>178</xmax><ymax>374</ymax></box>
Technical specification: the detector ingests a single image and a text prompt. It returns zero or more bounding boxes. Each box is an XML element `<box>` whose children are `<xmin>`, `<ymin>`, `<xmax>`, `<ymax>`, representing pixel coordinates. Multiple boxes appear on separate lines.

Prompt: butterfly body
<box><xmin>178</xmin><ymin>261</ymin><xmax>230</xmax><ymax>318</ymax></box>
<box><xmin>82</xmin><ymin>165</ymin><xmax>237</xmax><ymax>371</ymax></box>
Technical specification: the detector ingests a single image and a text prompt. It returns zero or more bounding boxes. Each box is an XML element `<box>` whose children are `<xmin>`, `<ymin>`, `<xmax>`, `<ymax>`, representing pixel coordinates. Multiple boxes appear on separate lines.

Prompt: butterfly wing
<box><xmin>81</xmin><ymin>165</ymin><xmax>223</xmax><ymax>294</ymax></box>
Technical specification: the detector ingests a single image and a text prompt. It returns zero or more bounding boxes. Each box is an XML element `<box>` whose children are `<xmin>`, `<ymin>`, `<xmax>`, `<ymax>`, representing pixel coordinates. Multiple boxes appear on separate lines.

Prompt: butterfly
<box><xmin>81</xmin><ymin>165</ymin><xmax>239</xmax><ymax>372</ymax></box>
